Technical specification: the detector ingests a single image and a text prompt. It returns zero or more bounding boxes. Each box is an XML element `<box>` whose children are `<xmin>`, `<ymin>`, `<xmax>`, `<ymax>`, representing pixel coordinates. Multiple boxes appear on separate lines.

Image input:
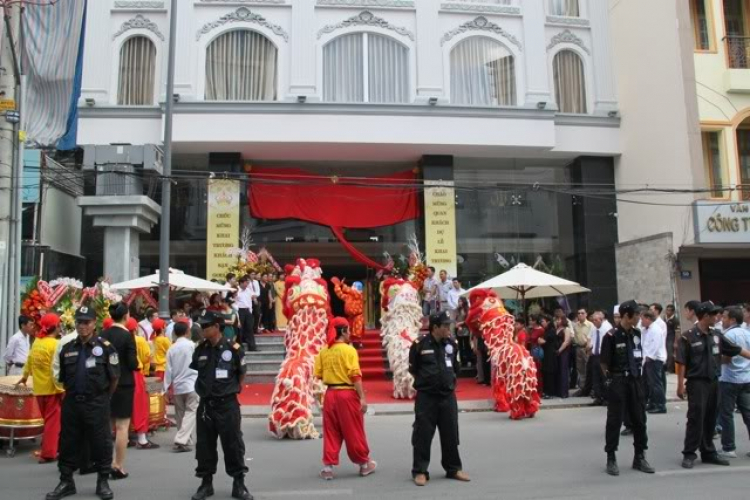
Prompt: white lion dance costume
<box><xmin>379</xmin><ymin>278</ymin><xmax>422</xmax><ymax>399</ymax></box>
<box><xmin>268</xmin><ymin>258</ymin><xmax>331</xmax><ymax>439</ymax></box>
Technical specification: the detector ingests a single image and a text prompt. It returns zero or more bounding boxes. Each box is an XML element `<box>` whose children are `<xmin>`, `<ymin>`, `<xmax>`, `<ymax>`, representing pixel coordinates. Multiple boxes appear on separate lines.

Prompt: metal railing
<box><xmin>725</xmin><ymin>35</ymin><xmax>750</xmax><ymax>69</ymax></box>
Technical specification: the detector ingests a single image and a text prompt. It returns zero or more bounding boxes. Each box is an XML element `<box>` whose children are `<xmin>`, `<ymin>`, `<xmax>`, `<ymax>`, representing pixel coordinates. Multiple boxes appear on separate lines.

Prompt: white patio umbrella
<box><xmin>110</xmin><ymin>268</ymin><xmax>233</xmax><ymax>293</ymax></box>
<box><xmin>463</xmin><ymin>263</ymin><xmax>590</xmax><ymax>302</ymax></box>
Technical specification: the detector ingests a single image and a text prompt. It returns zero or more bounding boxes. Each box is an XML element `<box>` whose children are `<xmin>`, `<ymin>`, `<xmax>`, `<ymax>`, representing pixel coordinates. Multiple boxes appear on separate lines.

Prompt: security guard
<box><xmin>46</xmin><ymin>306</ymin><xmax>119</xmax><ymax>500</ymax></box>
<box><xmin>408</xmin><ymin>311</ymin><xmax>470</xmax><ymax>487</ymax></box>
<box><xmin>190</xmin><ymin>310</ymin><xmax>252</xmax><ymax>500</ymax></box>
<box><xmin>600</xmin><ymin>300</ymin><xmax>655</xmax><ymax>476</ymax></box>
<box><xmin>675</xmin><ymin>301</ymin><xmax>749</xmax><ymax>469</ymax></box>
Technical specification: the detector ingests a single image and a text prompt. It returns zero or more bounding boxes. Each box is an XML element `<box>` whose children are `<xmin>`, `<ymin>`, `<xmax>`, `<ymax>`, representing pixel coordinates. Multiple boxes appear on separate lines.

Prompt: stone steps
<box><xmin>244</xmin><ymin>334</ymin><xmax>285</xmax><ymax>383</ymax></box>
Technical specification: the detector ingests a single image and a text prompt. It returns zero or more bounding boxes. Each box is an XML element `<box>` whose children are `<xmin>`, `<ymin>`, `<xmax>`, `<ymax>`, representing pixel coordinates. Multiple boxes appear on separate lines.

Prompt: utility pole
<box><xmin>0</xmin><ymin>3</ymin><xmax>21</xmax><ymax>353</ymax></box>
<box><xmin>158</xmin><ymin>0</ymin><xmax>177</xmax><ymax>319</ymax></box>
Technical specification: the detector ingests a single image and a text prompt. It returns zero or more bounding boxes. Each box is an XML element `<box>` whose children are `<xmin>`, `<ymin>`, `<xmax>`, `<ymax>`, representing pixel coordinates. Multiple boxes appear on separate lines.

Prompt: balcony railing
<box><xmin>725</xmin><ymin>35</ymin><xmax>750</xmax><ymax>69</ymax></box>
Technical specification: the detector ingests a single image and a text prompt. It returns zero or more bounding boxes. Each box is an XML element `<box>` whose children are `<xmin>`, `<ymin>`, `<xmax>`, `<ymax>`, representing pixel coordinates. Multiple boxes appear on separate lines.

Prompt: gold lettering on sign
<box><xmin>206</xmin><ymin>180</ymin><xmax>240</xmax><ymax>282</ymax></box>
<box><xmin>424</xmin><ymin>181</ymin><xmax>457</xmax><ymax>277</ymax></box>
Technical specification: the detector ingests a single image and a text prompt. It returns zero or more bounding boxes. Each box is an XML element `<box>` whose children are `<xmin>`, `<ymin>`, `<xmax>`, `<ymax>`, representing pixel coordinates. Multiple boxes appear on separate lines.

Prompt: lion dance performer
<box><xmin>467</xmin><ymin>289</ymin><xmax>539</xmax><ymax>420</ymax></box>
<box><xmin>269</xmin><ymin>258</ymin><xmax>331</xmax><ymax>439</ymax></box>
<box><xmin>380</xmin><ymin>279</ymin><xmax>422</xmax><ymax>399</ymax></box>
<box><xmin>331</xmin><ymin>278</ymin><xmax>365</xmax><ymax>346</ymax></box>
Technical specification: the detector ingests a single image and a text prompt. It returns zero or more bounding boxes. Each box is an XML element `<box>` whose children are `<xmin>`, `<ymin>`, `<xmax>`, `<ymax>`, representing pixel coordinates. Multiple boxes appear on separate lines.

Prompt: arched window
<box><xmin>553</xmin><ymin>50</ymin><xmax>587</xmax><ymax>114</ymax></box>
<box><xmin>118</xmin><ymin>36</ymin><xmax>156</xmax><ymax>106</ymax></box>
<box><xmin>450</xmin><ymin>37</ymin><xmax>516</xmax><ymax>106</ymax></box>
<box><xmin>549</xmin><ymin>0</ymin><xmax>580</xmax><ymax>17</ymax></box>
<box><xmin>323</xmin><ymin>33</ymin><xmax>410</xmax><ymax>103</ymax></box>
<box><xmin>205</xmin><ymin>30</ymin><xmax>278</xmax><ymax>101</ymax></box>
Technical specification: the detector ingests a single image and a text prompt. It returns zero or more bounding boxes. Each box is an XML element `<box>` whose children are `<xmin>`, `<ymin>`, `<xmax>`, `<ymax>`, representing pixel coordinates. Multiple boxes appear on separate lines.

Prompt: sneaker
<box><xmin>718</xmin><ymin>450</ymin><xmax>737</xmax><ymax>459</ymax></box>
<box><xmin>319</xmin><ymin>467</ymin><xmax>334</xmax><ymax>481</ymax></box>
<box><xmin>703</xmin><ymin>455</ymin><xmax>731</xmax><ymax>466</ymax></box>
<box><xmin>359</xmin><ymin>460</ymin><xmax>377</xmax><ymax>477</ymax></box>
<box><xmin>173</xmin><ymin>444</ymin><xmax>192</xmax><ymax>453</ymax></box>
<box><xmin>681</xmin><ymin>457</ymin><xmax>695</xmax><ymax>469</ymax></box>
<box><xmin>136</xmin><ymin>441</ymin><xmax>160</xmax><ymax>450</ymax></box>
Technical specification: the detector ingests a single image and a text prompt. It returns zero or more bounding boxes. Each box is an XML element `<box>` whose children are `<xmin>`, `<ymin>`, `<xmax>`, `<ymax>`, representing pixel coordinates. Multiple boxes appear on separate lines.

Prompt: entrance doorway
<box><xmin>699</xmin><ymin>258</ymin><xmax>750</xmax><ymax>305</ymax></box>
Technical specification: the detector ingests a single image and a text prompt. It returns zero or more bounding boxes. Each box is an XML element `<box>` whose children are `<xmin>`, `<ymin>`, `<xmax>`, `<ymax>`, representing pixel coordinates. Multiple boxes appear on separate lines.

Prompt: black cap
<box><xmin>195</xmin><ymin>310</ymin><xmax>221</xmax><ymax>328</ymax></box>
<box><xmin>618</xmin><ymin>300</ymin><xmax>639</xmax><ymax>316</ymax></box>
<box><xmin>74</xmin><ymin>306</ymin><xmax>96</xmax><ymax>321</ymax></box>
<box><xmin>697</xmin><ymin>301</ymin><xmax>722</xmax><ymax>315</ymax></box>
<box><xmin>429</xmin><ymin>311</ymin><xmax>453</xmax><ymax>330</ymax></box>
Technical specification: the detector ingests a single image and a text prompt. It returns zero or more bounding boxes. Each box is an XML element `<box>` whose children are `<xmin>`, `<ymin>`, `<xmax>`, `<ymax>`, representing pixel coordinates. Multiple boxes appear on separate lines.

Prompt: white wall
<box><xmin>40</xmin><ymin>187</ymin><xmax>82</xmax><ymax>257</ymax></box>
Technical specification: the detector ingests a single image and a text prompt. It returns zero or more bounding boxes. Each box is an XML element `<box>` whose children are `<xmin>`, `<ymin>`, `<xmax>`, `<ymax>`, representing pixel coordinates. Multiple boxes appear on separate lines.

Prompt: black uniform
<box><xmin>190</xmin><ymin>337</ymin><xmax>248</xmax><ymax>479</ymax></box>
<box><xmin>600</xmin><ymin>325</ymin><xmax>648</xmax><ymax>455</ymax></box>
<box><xmin>408</xmin><ymin>333</ymin><xmax>462</xmax><ymax>479</ymax></box>
<box><xmin>57</xmin><ymin>336</ymin><xmax>120</xmax><ymax>477</ymax></box>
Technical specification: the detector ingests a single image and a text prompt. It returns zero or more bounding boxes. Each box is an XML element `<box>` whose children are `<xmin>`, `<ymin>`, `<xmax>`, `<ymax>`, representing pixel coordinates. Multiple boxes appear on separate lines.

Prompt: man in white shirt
<box><xmin>422</xmin><ymin>267</ymin><xmax>438</xmax><ymax>318</ymax></box>
<box><xmin>641</xmin><ymin>310</ymin><xmax>667</xmax><ymax>414</ymax></box>
<box><xmin>138</xmin><ymin>309</ymin><xmax>158</xmax><ymax>340</ymax></box>
<box><xmin>3</xmin><ymin>315</ymin><xmax>34</xmax><ymax>375</ymax></box>
<box><xmin>164</xmin><ymin>321</ymin><xmax>199</xmax><ymax>453</ymax></box>
<box><xmin>236</xmin><ymin>276</ymin><xmax>256</xmax><ymax>351</ymax></box>
<box><xmin>436</xmin><ymin>270</ymin><xmax>452</xmax><ymax>313</ymax></box>
<box><xmin>250</xmin><ymin>271</ymin><xmax>262</xmax><ymax>335</ymax></box>
<box><xmin>447</xmin><ymin>279</ymin><xmax>466</xmax><ymax>335</ymax></box>
<box><xmin>587</xmin><ymin>311</ymin><xmax>612</xmax><ymax>405</ymax></box>
<box><xmin>166</xmin><ymin>310</ymin><xmax>189</xmax><ymax>342</ymax></box>
<box><xmin>649</xmin><ymin>303</ymin><xmax>668</xmax><ymax>336</ymax></box>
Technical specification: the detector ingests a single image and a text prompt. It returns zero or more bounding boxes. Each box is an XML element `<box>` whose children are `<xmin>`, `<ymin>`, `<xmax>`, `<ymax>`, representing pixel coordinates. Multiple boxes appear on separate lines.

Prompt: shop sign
<box><xmin>206</xmin><ymin>179</ymin><xmax>240</xmax><ymax>281</ymax></box>
<box><xmin>694</xmin><ymin>200</ymin><xmax>750</xmax><ymax>244</ymax></box>
<box><xmin>424</xmin><ymin>180</ymin><xmax>458</xmax><ymax>277</ymax></box>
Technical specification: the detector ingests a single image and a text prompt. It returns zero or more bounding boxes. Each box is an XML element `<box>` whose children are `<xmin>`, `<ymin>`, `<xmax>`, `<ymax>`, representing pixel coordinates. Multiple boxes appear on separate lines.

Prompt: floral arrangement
<box><xmin>226</xmin><ymin>227</ymin><xmax>283</xmax><ymax>277</ymax></box>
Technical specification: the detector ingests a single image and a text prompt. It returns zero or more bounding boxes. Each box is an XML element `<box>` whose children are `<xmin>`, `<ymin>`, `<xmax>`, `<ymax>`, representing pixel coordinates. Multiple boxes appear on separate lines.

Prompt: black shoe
<box><xmin>648</xmin><ymin>407</ymin><xmax>667</xmax><ymax>414</ymax></box>
<box><xmin>632</xmin><ymin>455</ymin><xmax>655</xmax><ymax>473</ymax></box>
<box><xmin>192</xmin><ymin>477</ymin><xmax>214</xmax><ymax>500</ymax></box>
<box><xmin>232</xmin><ymin>475</ymin><xmax>254</xmax><ymax>500</ymax></box>
<box><xmin>46</xmin><ymin>478</ymin><xmax>77</xmax><ymax>500</ymax></box>
<box><xmin>606</xmin><ymin>454</ymin><xmax>619</xmax><ymax>476</ymax></box>
<box><xmin>702</xmin><ymin>455</ymin><xmax>730</xmax><ymax>466</ymax></box>
<box><xmin>110</xmin><ymin>469</ymin><xmax>129</xmax><ymax>480</ymax></box>
<box><xmin>620</xmin><ymin>428</ymin><xmax>633</xmax><ymax>436</ymax></box>
<box><xmin>96</xmin><ymin>474</ymin><xmax>114</xmax><ymax>500</ymax></box>
<box><xmin>682</xmin><ymin>457</ymin><xmax>695</xmax><ymax>469</ymax></box>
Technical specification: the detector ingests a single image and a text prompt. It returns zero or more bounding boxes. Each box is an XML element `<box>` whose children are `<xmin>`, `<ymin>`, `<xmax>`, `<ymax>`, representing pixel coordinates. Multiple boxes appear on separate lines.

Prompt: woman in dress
<box><xmin>207</xmin><ymin>293</ymin><xmax>222</xmax><ymax>312</ymax></box>
<box><xmin>539</xmin><ymin>315</ymin><xmax>560</xmax><ymax>399</ymax></box>
<box><xmin>219</xmin><ymin>297</ymin><xmax>239</xmax><ymax>342</ymax></box>
<box><xmin>274</xmin><ymin>273</ymin><xmax>288</xmax><ymax>331</ymax></box>
<box><xmin>555</xmin><ymin>316</ymin><xmax>573</xmax><ymax>399</ymax></box>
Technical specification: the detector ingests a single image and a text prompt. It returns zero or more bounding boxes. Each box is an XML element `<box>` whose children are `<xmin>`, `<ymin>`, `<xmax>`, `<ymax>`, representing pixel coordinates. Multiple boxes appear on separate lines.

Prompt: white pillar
<box><xmin>80</xmin><ymin>0</ymin><xmax>112</xmax><ymax>104</ymax></box>
<box><xmin>173</xmin><ymin>0</ymin><xmax>195</xmax><ymax>99</ymax></box>
<box><xmin>589</xmin><ymin>0</ymin><xmax>618</xmax><ymax>114</ymax></box>
<box><xmin>289</xmin><ymin>0</ymin><xmax>317</xmax><ymax>99</ymax></box>
<box><xmin>415</xmin><ymin>0</ymin><xmax>443</xmax><ymax>100</ymax></box>
<box><xmin>522</xmin><ymin>0</ymin><xmax>552</xmax><ymax>107</ymax></box>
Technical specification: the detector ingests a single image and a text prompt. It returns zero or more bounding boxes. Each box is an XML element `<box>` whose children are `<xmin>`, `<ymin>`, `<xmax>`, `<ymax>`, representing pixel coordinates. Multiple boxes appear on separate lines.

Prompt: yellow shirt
<box><xmin>23</xmin><ymin>336</ymin><xmax>63</xmax><ymax>396</ymax></box>
<box><xmin>314</xmin><ymin>342</ymin><xmax>362</xmax><ymax>389</ymax></box>
<box><xmin>153</xmin><ymin>336</ymin><xmax>172</xmax><ymax>372</ymax></box>
<box><xmin>134</xmin><ymin>335</ymin><xmax>151</xmax><ymax>376</ymax></box>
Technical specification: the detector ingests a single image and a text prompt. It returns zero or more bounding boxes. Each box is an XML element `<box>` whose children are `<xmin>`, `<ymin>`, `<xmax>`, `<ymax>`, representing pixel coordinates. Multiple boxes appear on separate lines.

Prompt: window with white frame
<box><xmin>450</xmin><ymin>37</ymin><xmax>516</xmax><ymax>106</ymax></box>
<box><xmin>553</xmin><ymin>50</ymin><xmax>587</xmax><ymax>114</ymax></box>
<box><xmin>323</xmin><ymin>33</ymin><xmax>410</xmax><ymax>104</ymax></box>
<box><xmin>118</xmin><ymin>36</ymin><xmax>156</xmax><ymax>106</ymax></box>
<box><xmin>549</xmin><ymin>0</ymin><xmax>580</xmax><ymax>17</ymax></box>
<box><xmin>205</xmin><ymin>30</ymin><xmax>278</xmax><ymax>101</ymax></box>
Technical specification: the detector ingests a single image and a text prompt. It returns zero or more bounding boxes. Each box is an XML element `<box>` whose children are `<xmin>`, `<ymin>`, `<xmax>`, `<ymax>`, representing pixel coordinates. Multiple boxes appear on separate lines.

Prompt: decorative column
<box><xmin>78</xmin><ymin>196</ymin><xmax>161</xmax><ymax>283</ymax></box>
<box><xmin>415</xmin><ymin>0</ymin><xmax>444</xmax><ymax>101</ymax></box>
<box><xmin>289</xmin><ymin>0</ymin><xmax>317</xmax><ymax>99</ymax></box>
<box><xmin>521</xmin><ymin>0</ymin><xmax>552</xmax><ymax>108</ymax></box>
<box><xmin>588</xmin><ymin>0</ymin><xmax>618</xmax><ymax>114</ymax></box>
<box><xmin>80</xmin><ymin>0</ymin><xmax>111</xmax><ymax>104</ymax></box>
<box><xmin>173</xmin><ymin>0</ymin><xmax>195</xmax><ymax>99</ymax></box>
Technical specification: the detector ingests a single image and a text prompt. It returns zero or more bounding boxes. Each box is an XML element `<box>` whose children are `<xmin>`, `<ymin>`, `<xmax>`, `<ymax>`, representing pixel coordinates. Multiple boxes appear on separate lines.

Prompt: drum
<box><xmin>0</xmin><ymin>376</ymin><xmax>44</xmax><ymax>438</ymax></box>
<box><xmin>145</xmin><ymin>377</ymin><xmax>166</xmax><ymax>429</ymax></box>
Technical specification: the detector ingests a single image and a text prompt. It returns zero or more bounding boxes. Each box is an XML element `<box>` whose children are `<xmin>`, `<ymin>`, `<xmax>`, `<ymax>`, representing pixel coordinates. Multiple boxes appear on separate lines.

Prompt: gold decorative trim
<box><xmin>0</xmin><ymin>418</ymin><xmax>45</xmax><ymax>426</ymax></box>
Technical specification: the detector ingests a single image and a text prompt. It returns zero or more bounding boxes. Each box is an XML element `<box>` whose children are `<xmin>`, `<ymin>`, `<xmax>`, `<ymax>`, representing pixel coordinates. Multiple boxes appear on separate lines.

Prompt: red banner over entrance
<box><xmin>248</xmin><ymin>167</ymin><xmax>420</xmax><ymax>228</ymax></box>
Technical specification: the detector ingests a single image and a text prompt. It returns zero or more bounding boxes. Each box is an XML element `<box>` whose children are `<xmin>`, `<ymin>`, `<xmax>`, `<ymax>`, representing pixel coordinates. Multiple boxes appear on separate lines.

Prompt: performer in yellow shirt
<box><xmin>127</xmin><ymin>318</ymin><xmax>159</xmax><ymax>450</ymax></box>
<box><xmin>314</xmin><ymin>317</ymin><xmax>377</xmax><ymax>480</ymax></box>
<box><xmin>17</xmin><ymin>313</ymin><xmax>64</xmax><ymax>463</ymax></box>
<box><xmin>151</xmin><ymin>319</ymin><xmax>171</xmax><ymax>381</ymax></box>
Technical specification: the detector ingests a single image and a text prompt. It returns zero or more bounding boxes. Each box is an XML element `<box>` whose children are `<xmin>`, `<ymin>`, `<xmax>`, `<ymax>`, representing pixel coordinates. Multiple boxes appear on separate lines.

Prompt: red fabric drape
<box><xmin>248</xmin><ymin>167</ymin><xmax>419</xmax><ymax>228</ymax></box>
<box><xmin>330</xmin><ymin>226</ymin><xmax>391</xmax><ymax>272</ymax></box>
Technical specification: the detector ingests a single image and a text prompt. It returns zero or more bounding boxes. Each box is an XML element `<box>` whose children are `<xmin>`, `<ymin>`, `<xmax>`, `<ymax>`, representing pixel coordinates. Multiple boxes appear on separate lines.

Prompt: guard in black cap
<box><xmin>408</xmin><ymin>312</ymin><xmax>470</xmax><ymax>487</ymax></box>
<box><xmin>47</xmin><ymin>306</ymin><xmax>119</xmax><ymax>500</ymax></box>
<box><xmin>189</xmin><ymin>310</ymin><xmax>252</xmax><ymax>500</ymax></box>
<box><xmin>600</xmin><ymin>300</ymin><xmax>655</xmax><ymax>476</ymax></box>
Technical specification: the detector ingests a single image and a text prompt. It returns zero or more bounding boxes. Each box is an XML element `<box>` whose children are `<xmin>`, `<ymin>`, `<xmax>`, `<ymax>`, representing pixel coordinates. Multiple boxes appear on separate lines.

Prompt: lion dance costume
<box><xmin>269</xmin><ymin>258</ymin><xmax>331</xmax><ymax>439</ymax></box>
<box><xmin>467</xmin><ymin>289</ymin><xmax>539</xmax><ymax>420</ymax></box>
<box><xmin>379</xmin><ymin>279</ymin><xmax>421</xmax><ymax>400</ymax></box>
<box><xmin>331</xmin><ymin>278</ymin><xmax>364</xmax><ymax>343</ymax></box>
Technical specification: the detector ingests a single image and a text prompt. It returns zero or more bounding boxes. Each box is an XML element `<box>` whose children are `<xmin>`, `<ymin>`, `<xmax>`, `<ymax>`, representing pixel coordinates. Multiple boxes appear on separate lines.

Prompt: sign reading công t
<box><xmin>206</xmin><ymin>180</ymin><xmax>240</xmax><ymax>281</ymax></box>
<box><xmin>424</xmin><ymin>180</ymin><xmax>458</xmax><ymax>278</ymax></box>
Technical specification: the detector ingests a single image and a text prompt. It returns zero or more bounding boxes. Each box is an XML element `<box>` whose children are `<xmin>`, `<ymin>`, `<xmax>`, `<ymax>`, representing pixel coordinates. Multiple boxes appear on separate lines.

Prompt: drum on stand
<box><xmin>0</xmin><ymin>376</ymin><xmax>45</xmax><ymax>457</ymax></box>
<box><xmin>144</xmin><ymin>377</ymin><xmax>167</xmax><ymax>430</ymax></box>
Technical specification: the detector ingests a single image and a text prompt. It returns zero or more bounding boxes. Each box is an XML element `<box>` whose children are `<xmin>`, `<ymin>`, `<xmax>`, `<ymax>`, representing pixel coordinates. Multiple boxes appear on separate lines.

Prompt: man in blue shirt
<box><xmin>718</xmin><ymin>305</ymin><xmax>750</xmax><ymax>459</ymax></box>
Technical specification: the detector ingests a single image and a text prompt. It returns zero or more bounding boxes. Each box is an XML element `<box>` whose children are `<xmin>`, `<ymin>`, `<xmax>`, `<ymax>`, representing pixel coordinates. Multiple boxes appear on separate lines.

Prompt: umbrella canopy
<box><xmin>463</xmin><ymin>263</ymin><xmax>590</xmax><ymax>300</ymax></box>
<box><xmin>110</xmin><ymin>269</ymin><xmax>233</xmax><ymax>293</ymax></box>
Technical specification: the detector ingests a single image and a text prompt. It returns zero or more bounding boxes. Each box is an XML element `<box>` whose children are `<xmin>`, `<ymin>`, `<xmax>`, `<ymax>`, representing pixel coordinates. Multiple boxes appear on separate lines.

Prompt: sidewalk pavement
<box><xmin>167</xmin><ymin>373</ymin><xmax>681</xmax><ymax>418</ymax></box>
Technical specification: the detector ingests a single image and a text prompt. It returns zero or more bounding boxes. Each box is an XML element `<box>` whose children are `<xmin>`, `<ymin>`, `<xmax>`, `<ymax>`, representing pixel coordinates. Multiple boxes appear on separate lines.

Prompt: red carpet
<box><xmin>239</xmin><ymin>378</ymin><xmax>492</xmax><ymax>406</ymax></box>
<box><xmin>357</xmin><ymin>330</ymin><xmax>388</xmax><ymax>381</ymax></box>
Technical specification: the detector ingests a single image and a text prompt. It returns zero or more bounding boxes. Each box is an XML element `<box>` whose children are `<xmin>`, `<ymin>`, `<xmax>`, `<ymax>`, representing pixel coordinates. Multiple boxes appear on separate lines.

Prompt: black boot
<box><xmin>632</xmin><ymin>454</ymin><xmax>655</xmax><ymax>474</ymax></box>
<box><xmin>606</xmin><ymin>453</ymin><xmax>619</xmax><ymax>476</ymax></box>
<box><xmin>46</xmin><ymin>475</ymin><xmax>77</xmax><ymax>500</ymax></box>
<box><xmin>96</xmin><ymin>473</ymin><xmax>114</xmax><ymax>500</ymax></box>
<box><xmin>231</xmin><ymin>475</ymin><xmax>254</xmax><ymax>500</ymax></box>
<box><xmin>191</xmin><ymin>476</ymin><xmax>214</xmax><ymax>500</ymax></box>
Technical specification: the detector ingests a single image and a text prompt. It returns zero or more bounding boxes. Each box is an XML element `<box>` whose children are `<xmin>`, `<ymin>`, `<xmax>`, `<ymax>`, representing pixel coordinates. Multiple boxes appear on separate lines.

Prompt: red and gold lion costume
<box><xmin>467</xmin><ymin>289</ymin><xmax>539</xmax><ymax>420</ymax></box>
<box><xmin>330</xmin><ymin>277</ymin><xmax>364</xmax><ymax>342</ymax></box>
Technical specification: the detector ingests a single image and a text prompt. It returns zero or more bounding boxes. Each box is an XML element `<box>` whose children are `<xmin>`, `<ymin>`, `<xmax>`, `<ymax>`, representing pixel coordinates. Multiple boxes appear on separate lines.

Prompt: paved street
<box><xmin>1</xmin><ymin>402</ymin><xmax>749</xmax><ymax>500</ymax></box>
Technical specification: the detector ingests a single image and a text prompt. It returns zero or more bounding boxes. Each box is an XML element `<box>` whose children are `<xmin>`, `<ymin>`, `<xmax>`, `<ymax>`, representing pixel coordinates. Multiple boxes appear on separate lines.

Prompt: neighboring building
<box><xmin>77</xmin><ymin>0</ymin><xmax>621</xmax><ymax>312</ymax></box>
<box><xmin>611</xmin><ymin>0</ymin><xmax>750</xmax><ymax>318</ymax></box>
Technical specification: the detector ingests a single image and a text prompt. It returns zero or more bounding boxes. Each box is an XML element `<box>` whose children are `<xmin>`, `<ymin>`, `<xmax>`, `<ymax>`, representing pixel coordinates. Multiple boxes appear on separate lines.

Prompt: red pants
<box><xmin>37</xmin><ymin>393</ymin><xmax>62</xmax><ymax>460</ymax></box>
<box><xmin>322</xmin><ymin>389</ymin><xmax>370</xmax><ymax>466</ymax></box>
<box><xmin>153</xmin><ymin>371</ymin><xmax>165</xmax><ymax>381</ymax></box>
<box><xmin>132</xmin><ymin>371</ymin><xmax>150</xmax><ymax>433</ymax></box>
